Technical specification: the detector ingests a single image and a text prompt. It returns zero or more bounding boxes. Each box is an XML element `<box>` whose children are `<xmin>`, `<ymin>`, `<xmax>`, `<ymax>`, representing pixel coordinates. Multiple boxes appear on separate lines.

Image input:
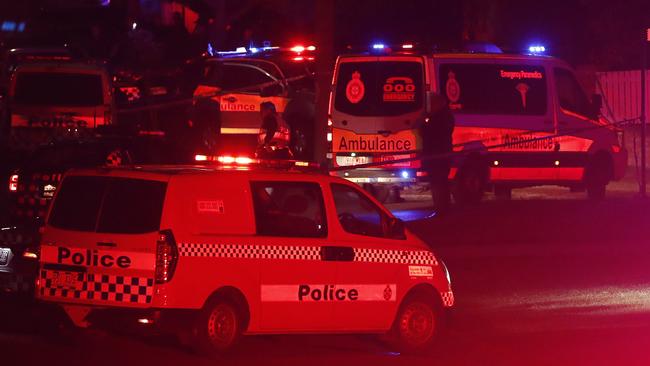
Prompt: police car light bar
<box><xmin>195</xmin><ymin>154</ymin><xmax>321</xmax><ymax>171</ymax></box>
<box><xmin>372</xmin><ymin>43</ymin><xmax>386</xmax><ymax>50</ymax></box>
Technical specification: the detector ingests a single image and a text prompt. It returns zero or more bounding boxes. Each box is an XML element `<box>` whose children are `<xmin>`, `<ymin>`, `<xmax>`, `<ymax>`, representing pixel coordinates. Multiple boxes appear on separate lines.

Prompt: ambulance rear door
<box><xmin>331</xmin><ymin>56</ymin><xmax>426</xmax><ymax>157</ymax></box>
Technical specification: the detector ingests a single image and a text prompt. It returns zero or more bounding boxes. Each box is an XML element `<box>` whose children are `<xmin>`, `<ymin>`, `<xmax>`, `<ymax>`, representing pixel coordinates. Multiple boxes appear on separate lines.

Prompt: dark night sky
<box><xmin>2</xmin><ymin>0</ymin><xmax>650</xmax><ymax>69</ymax></box>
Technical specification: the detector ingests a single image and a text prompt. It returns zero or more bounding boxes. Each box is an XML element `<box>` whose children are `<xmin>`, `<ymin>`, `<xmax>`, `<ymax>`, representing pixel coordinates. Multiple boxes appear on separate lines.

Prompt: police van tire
<box><xmin>388</xmin><ymin>294</ymin><xmax>441</xmax><ymax>353</ymax></box>
<box><xmin>192</xmin><ymin>298</ymin><xmax>243</xmax><ymax>355</ymax></box>
<box><xmin>453</xmin><ymin>159</ymin><xmax>488</xmax><ymax>205</ymax></box>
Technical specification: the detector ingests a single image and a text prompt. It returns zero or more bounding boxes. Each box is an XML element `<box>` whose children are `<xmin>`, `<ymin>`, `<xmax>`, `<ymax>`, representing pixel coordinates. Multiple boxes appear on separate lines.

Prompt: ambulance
<box><xmin>329</xmin><ymin>44</ymin><xmax>627</xmax><ymax>202</ymax></box>
<box><xmin>36</xmin><ymin>160</ymin><xmax>453</xmax><ymax>354</ymax></box>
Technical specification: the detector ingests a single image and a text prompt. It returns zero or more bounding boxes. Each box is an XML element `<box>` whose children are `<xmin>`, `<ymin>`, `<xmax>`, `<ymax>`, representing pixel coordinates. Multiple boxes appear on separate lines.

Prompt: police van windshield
<box><xmin>438</xmin><ymin>63</ymin><xmax>547</xmax><ymax>115</ymax></box>
<box><xmin>13</xmin><ymin>72</ymin><xmax>104</xmax><ymax>107</ymax></box>
<box><xmin>334</xmin><ymin>61</ymin><xmax>424</xmax><ymax>117</ymax></box>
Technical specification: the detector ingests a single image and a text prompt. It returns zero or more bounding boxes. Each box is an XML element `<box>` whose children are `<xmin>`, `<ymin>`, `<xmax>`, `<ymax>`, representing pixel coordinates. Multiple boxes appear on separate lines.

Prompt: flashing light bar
<box><xmin>372</xmin><ymin>43</ymin><xmax>386</xmax><ymax>50</ymax></box>
<box><xmin>528</xmin><ymin>45</ymin><xmax>546</xmax><ymax>54</ymax></box>
<box><xmin>195</xmin><ymin>154</ymin><xmax>321</xmax><ymax>170</ymax></box>
<box><xmin>402</xmin><ymin>44</ymin><xmax>414</xmax><ymax>49</ymax></box>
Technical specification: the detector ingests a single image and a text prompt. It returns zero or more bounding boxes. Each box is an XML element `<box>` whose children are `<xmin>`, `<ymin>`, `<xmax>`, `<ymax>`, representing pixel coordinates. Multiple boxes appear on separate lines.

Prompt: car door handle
<box><xmin>321</xmin><ymin>246</ymin><xmax>355</xmax><ymax>262</ymax></box>
<box><xmin>97</xmin><ymin>242</ymin><xmax>116</xmax><ymax>247</ymax></box>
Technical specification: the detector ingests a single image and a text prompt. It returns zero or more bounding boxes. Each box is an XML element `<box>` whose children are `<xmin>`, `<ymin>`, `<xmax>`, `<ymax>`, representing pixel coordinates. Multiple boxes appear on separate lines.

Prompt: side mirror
<box><xmin>387</xmin><ymin>217</ymin><xmax>406</xmax><ymax>239</ymax></box>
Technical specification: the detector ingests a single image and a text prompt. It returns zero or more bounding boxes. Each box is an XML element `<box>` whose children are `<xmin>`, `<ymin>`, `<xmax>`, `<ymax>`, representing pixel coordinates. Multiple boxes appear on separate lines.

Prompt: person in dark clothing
<box><xmin>258</xmin><ymin>101</ymin><xmax>292</xmax><ymax>159</ymax></box>
<box><xmin>420</xmin><ymin>93</ymin><xmax>455</xmax><ymax>214</ymax></box>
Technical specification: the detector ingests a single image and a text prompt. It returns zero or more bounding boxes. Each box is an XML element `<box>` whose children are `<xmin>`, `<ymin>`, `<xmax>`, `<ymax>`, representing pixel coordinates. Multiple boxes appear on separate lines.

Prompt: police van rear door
<box><xmin>38</xmin><ymin>172</ymin><xmax>168</xmax><ymax>307</ymax></box>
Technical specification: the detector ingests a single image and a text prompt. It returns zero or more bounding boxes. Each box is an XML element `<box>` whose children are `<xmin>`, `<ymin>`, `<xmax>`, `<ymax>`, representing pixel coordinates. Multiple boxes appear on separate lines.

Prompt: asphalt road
<box><xmin>2</xmin><ymin>185</ymin><xmax>650</xmax><ymax>366</ymax></box>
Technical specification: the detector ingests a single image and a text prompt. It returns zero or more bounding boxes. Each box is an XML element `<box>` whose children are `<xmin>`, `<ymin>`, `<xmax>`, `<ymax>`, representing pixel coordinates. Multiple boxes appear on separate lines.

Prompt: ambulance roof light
<box><xmin>528</xmin><ymin>45</ymin><xmax>546</xmax><ymax>54</ymax></box>
<box><xmin>402</xmin><ymin>43</ymin><xmax>414</xmax><ymax>49</ymax></box>
<box><xmin>372</xmin><ymin>43</ymin><xmax>385</xmax><ymax>50</ymax></box>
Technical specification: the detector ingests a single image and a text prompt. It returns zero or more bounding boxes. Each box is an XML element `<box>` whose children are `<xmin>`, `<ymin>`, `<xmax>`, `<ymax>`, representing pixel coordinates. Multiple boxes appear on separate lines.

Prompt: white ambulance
<box><xmin>329</xmin><ymin>46</ymin><xmax>627</xmax><ymax>202</ymax></box>
<box><xmin>36</xmin><ymin>160</ymin><xmax>453</xmax><ymax>354</ymax></box>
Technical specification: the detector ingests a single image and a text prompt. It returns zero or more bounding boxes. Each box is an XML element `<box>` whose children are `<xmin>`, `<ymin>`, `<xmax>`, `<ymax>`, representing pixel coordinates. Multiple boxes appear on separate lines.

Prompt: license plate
<box><xmin>338</xmin><ymin>156</ymin><xmax>370</xmax><ymax>166</ymax></box>
<box><xmin>51</xmin><ymin>271</ymin><xmax>82</xmax><ymax>290</ymax></box>
<box><xmin>0</xmin><ymin>248</ymin><xmax>9</xmax><ymax>265</ymax></box>
<box><xmin>380</xmin><ymin>154</ymin><xmax>411</xmax><ymax>167</ymax></box>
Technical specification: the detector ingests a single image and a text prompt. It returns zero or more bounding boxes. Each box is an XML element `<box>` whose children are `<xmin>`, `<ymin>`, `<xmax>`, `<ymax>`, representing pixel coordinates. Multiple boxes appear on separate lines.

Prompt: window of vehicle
<box><xmin>554</xmin><ymin>68</ymin><xmax>594</xmax><ymax>118</ymax></box>
<box><xmin>251</xmin><ymin>181</ymin><xmax>326</xmax><ymax>238</ymax></box>
<box><xmin>49</xmin><ymin>176</ymin><xmax>167</xmax><ymax>233</ymax></box>
<box><xmin>438</xmin><ymin>63</ymin><xmax>547</xmax><ymax>115</ymax></box>
<box><xmin>96</xmin><ymin>178</ymin><xmax>167</xmax><ymax>234</ymax></box>
<box><xmin>334</xmin><ymin>61</ymin><xmax>424</xmax><ymax>117</ymax></box>
<box><xmin>331</xmin><ymin>183</ymin><xmax>390</xmax><ymax>238</ymax></box>
<box><xmin>204</xmin><ymin>63</ymin><xmax>277</xmax><ymax>91</ymax></box>
<box><xmin>13</xmin><ymin>72</ymin><xmax>104</xmax><ymax>106</ymax></box>
<box><xmin>48</xmin><ymin>176</ymin><xmax>107</xmax><ymax>232</ymax></box>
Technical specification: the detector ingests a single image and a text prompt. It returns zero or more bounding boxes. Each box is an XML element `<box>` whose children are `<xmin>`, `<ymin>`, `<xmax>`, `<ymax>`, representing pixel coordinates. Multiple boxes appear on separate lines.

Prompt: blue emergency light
<box><xmin>372</xmin><ymin>43</ymin><xmax>386</xmax><ymax>50</ymax></box>
<box><xmin>528</xmin><ymin>45</ymin><xmax>546</xmax><ymax>54</ymax></box>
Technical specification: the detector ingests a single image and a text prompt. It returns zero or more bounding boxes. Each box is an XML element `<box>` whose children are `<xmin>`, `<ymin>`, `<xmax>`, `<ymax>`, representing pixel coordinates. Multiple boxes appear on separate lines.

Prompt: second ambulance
<box><xmin>329</xmin><ymin>44</ymin><xmax>626</xmax><ymax>202</ymax></box>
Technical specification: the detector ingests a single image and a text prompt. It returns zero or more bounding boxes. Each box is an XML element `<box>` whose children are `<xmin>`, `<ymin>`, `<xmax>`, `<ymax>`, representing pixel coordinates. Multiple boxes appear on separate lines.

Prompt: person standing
<box><xmin>258</xmin><ymin>101</ymin><xmax>292</xmax><ymax>159</ymax></box>
<box><xmin>420</xmin><ymin>94</ymin><xmax>455</xmax><ymax>214</ymax></box>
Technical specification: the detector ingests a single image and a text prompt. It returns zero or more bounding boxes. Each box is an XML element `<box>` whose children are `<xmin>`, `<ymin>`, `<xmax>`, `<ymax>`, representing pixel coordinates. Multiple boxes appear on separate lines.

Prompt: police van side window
<box><xmin>331</xmin><ymin>183</ymin><xmax>388</xmax><ymax>238</ymax></box>
<box><xmin>251</xmin><ymin>181</ymin><xmax>327</xmax><ymax>238</ymax></box>
<box><xmin>554</xmin><ymin>68</ymin><xmax>593</xmax><ymax>118</ymax></box>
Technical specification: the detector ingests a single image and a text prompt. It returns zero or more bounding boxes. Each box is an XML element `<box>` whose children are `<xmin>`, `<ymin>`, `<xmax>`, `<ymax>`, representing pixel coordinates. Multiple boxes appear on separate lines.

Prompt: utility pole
<box><xmin>313</xmin><ymin>0</ymin><xmax>335</xmax><ymax>164</ymax></box>
<box><xmin>641</xmin><ymin>28</ymin><xmax>648</xmax><ymax>197</ymax></box>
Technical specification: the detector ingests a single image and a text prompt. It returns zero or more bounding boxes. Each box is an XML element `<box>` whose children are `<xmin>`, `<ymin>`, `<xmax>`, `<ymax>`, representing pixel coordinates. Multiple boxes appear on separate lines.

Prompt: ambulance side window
<box><xmin>251</xmin><ymin>181</ymin><xmax>327</xmax><ymax>238</ymax></box>
<box><xmin>331</xmin><ymin>183</ymin><xmax>387</xmax><ymax>238</ymax></box>
<box><xmin>554</xmin><ymin>68</ymin><xmax>593</xmax><ymax>119</ymax></box>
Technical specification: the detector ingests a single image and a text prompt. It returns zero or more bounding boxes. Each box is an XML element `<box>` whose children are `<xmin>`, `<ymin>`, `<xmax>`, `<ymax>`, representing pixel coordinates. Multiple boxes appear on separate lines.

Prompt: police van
<box><xmin>36</xmin><ymin>160</ymin><xmax>453</xmax><ymax>353</ymax></box>
<box><xmin>329</xmin><ymin>44</ymin><xmax>627</xmax><ymax>202</ymax></box>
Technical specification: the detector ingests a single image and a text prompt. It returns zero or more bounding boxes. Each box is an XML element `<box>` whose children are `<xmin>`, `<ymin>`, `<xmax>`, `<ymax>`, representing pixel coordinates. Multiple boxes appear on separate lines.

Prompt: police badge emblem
<box><xmin>346</xmin><ymin>71</ymin><xmax>365</xmax><ymax>104</ymax></box>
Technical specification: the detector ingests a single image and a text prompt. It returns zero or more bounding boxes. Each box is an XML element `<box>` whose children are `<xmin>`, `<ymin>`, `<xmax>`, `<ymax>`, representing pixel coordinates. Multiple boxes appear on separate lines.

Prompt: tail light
<box><xmin>155</xmin><ymin>230</ymin><xmax>178</xmax><ymax>284</ymax></box>
<box><xmin>9</xmin><ymin>174</ymin><xmax>18</xmax><ymax>192</ymax></box>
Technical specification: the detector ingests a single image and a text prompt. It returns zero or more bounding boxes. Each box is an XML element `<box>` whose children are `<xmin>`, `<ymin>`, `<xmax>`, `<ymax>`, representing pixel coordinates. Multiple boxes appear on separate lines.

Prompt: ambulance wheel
<box><xmin>453</xmin><ymin>159</ymin><xmax>488</xmax><ymax>205</ymax></box>
<box><xmin>585</xmin><ymin>154</ymin><xmax>612</xmax><ymax>201</ymax></box>
<box><xmin>193</xmin><ymin>298</ymin><xmax>242</xmax><ymax>355</ymax></box>
<box><xmin>389</xmin><ymin>295</ymin><xmax>441</xmax><ymax>353</ymax></box>
<box><xmin>364</xmin><ymin>184</ymin><xmax>390</xmax><ymax>203</ymax></box>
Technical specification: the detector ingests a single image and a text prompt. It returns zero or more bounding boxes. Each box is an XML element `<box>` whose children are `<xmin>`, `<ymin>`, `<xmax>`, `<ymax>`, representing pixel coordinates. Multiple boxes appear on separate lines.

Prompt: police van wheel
<box><xmin>193</xmin><ymin>298</ymin><xmax>242</xmax><ymax>355</ymax></box>
<box><xmin>389</xmin><ymin>296</ymin><xmax>440</xmax><ymax>353</ymax></box>
<box><xmin>453</xmin><ymin>160</ymin><xmax>488</xmax><ymax>205</ymax></box>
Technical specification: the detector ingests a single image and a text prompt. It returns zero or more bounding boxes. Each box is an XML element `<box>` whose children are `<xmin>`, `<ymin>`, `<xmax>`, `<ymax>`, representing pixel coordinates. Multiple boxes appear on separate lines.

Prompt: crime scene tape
<box><xmin>114</xmin><ymin>74</ymin><xmax>312</xmax><ymax>115</ymax></box>
<box><xmin>329</xmin><ymin>117</ymin><xmax>639</xmax><ymax>172</ymax></box>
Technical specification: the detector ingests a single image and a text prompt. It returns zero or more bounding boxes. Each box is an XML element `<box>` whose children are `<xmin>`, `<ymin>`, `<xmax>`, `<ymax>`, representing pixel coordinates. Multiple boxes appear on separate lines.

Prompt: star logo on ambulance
<box><xmin>516</xmin><ymin>83</ymin><xmax>530</xmax><ymax>109</ymax></box>
<box><xmin>445</xmin><ymin>71</ymin><xmax>461</xmax><ymax>110</ymax></box>
<box><xmin>383</xmin><ymin>285</ymin><xmax>393</xmax><ymax>301</ymax></box>
<box><xmin>346</xmin><ymin>71</ymin><xmax>365</xmax><ymax>104</ymax></box>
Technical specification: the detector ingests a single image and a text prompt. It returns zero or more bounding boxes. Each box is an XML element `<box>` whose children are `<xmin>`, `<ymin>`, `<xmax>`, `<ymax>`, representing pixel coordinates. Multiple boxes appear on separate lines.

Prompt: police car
<box><xmin>192</xmin><ymin>45</ymin><xmax>316</xmax><ymax>159</ymax></box>
<box><xmin>36</xmin><ymin>159</ymin><xmax>453</xmax><ymax>353</ymax></box>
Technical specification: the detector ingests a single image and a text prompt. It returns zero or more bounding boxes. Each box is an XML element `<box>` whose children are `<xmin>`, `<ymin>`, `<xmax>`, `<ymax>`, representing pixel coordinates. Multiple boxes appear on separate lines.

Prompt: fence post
<box><xmin>641</xmin><ymin>30</ymin><xmax>648</xmax><ymax>197</ymax></box>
